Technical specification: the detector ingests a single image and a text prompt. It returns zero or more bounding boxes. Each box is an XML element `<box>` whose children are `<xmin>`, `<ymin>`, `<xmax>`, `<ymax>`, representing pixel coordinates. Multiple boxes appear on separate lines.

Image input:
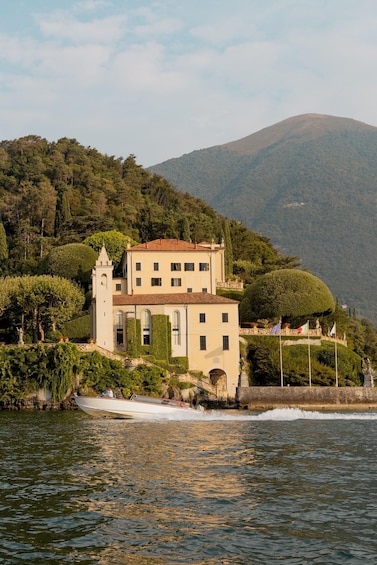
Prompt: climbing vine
<box><xmin>0</xmin><ymin>343</ymin><xmax>80</xmax><ymax>404</ymax></box>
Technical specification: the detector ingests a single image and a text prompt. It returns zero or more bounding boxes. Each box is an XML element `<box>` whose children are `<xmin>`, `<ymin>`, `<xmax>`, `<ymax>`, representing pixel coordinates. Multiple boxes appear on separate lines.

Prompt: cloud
<box><xmin>37</xmin><ymin>11</ymin><xmax>127</xmax><ymax>44</ymax></box>
<box><xmin>75</xmin><ymin>0</ymin><xmax>111</xmax><ymax>10</ymax></box>
<box><xmin>2</xmin><ymin>0</ymin><xmax>377</xmax><ymax>165</ymax></box>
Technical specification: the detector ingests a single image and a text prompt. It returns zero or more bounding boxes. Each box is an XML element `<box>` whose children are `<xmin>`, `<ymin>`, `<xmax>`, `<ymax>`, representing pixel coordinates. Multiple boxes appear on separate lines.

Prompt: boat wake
<box><xmin>244</xmin><ymin>407</ymin><xmax>377</xmax><ymax>421</ymax></box>
<box><xmin>126</xmin><ymin>407</ymin><xmax>377</xmax><ymax>422</ymax></box>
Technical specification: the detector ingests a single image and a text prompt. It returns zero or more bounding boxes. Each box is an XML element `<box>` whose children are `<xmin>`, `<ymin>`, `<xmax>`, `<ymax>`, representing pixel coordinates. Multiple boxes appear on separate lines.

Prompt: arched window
<box><xmin>100</xmin><ymin>273</ymin><xmax>107</xmax><ymax>288</ymax></box>
<box><xmin>172</xmin><ymin>310</ymin><xmax>180</xmax><ymax>345</ymax></box>
<box><xmin>142</xmin><ymin>309</ymin><xmax>151</xmax><ymax>345</ymax></box>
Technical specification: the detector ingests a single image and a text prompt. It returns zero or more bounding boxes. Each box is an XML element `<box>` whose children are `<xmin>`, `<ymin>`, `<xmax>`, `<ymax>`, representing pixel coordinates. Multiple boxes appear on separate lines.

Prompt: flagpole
<box><xmin>307</xmin><ymin>320</ymin><xmax>312</xmax><ymax>386</ymax></box>
<box><xmin>335</xmin><ymin>330</ymin><xmax>338</xmax><ymax>387</ymax></box>
<box><xmin>279</xmin><ymin>318</ymin><xmax>284</xmax><ymax>387</ymax></box>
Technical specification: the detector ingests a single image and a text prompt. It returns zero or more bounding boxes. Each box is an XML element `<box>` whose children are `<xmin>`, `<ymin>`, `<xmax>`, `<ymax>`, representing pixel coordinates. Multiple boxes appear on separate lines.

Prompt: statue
<box><xmin>16</xmin><ymin>327</ymin><xmax>24</xmax><ymax>346</ymax></box>
<box><xmin>362</xmin><ymin>358</ymin><xmax>375</xmax><ymax>387</ymax></box>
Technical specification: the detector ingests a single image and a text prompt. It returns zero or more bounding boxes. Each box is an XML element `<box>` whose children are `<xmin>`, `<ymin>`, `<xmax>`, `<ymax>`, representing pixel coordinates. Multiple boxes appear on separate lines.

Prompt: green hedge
<box><xmin>63</xmin><ymin>314</ymin><xmax>90</xmax><ymax>342</ymax></box>
<box><xmin>170</xmin><ymin>356</ymin><xmax>189</xmax><ymax>372</ymax></box>
<box><xmin>245</xmin><ymin>336</ymin><xmax>362</xmax><ymax>386</ymax></box>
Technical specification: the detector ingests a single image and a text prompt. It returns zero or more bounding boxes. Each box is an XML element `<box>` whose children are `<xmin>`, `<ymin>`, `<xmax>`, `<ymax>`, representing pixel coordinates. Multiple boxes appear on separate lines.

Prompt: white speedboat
<box><xmin>73</xmin><ymin>393</ymin><xmax>195</xmax><ymax>419</ymax></box>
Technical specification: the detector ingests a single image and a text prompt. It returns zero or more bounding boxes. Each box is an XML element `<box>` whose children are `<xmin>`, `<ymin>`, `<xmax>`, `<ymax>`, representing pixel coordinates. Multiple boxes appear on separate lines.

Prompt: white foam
<box><xmin>163</xmin><ymin>407</ymin><xmax>377</xmax><ymax>422</ymax></box>
<box><xmin>214</xmin><ymin>407</ymin><xmax>377</xmax><ymax>421</ymax></box>
<box><xmin>89</xmin><ymin>407</ymin><xmax>377</xmax><ymax>423</ymax></box>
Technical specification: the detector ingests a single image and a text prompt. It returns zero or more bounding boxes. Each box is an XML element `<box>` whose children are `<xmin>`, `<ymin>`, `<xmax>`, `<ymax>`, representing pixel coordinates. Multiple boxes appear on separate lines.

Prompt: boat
<box><xmin>73</xmin><ymin>393</ymin><xmax>195</xmax><ymax>419</ymax></box>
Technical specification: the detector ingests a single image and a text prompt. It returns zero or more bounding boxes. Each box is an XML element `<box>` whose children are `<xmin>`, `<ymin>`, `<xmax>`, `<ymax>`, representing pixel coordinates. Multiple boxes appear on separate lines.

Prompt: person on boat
<box><xmin>102</xmin><ymin>387</ymin><xmax>114</xmax><ymax>398</ymax></box>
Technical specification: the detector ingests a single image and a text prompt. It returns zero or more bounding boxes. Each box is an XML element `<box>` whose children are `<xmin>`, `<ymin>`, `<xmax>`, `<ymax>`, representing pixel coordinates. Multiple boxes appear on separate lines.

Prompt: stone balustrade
<box><xmin>239</xmin><ymin>326</ymin><xmax>347</xmax><ymax>346</ymax></box>
<box><xmin>216</xmin><ymin>279</ymin><xmax>243</xmax><ymax>290</ymax></box>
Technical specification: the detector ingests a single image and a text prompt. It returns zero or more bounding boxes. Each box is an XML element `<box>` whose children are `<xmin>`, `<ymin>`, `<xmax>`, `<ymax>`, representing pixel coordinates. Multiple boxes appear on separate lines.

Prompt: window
<box><xmin>199</xmin><ymin>263</ymin><xmax>209</xmax><ymax>271</ymax></box>
<box><xmin>151</xmin><ymin>278</ymin><xmax>162</xmax><ymax>286</ymax></box>
<box><xmin>153</xmin><ymin>262</ymin><xmax>159</xmax><ymax>271</ymax></box>
<box><xmin>172</xmin><ymin>310</ymin><xmax>180</xmax><ymax>345</ymax></box>
<box><xmin>136</xmin><ymin>262</ymin><xmax>141</xmax><ymax>271</ymax></box>
<box><xmin>116</xmin><ymin>312</ymin><xmax>123</xmax><ymax>345</ymax></box>
<box><xmin>116</xmin><ymin>329</ymin><xmax>123</xmax><ymax>345</ymax></box>
<box><xmin>184</xmin><ymin>263</ymin><xmax>194</xmax><ymax>271</ymax></box>
<box><xmin>171</xmin><ymin>263</ymin><xmax>181</xmax><ymax>271</ymax></box>
<box><xmin>200</xmin><ymin>336</ymin><xmax>207</xmax><ymax>350</ymax></box>
<box><xmin>187</xmin><ymin>288</ymin><xmax>192</xmax><ymax>293</ymax></box>
<box><xmin>115</xmin><ymin>283</ymin><xmax>121</xmax><ymax>291</ymax></box>
<box><xmin>222</xmin><ymin>312</ymin><xmax>229</xmax><ymax>323</ymax></box>
<box><xmin>223</xmin><ymin>336</ymin><xmax>229</xmax><ymax>350</ymax></box>
<box><xmin>116</xmin><ymin>312</ymin><xmax>122</xmax><ymax>328</ymax></box>
<box><xmin>199</xmin><ymin>313</ymin><xmax>206</xmax><ymax>323</ymax></box>
<box><xmin>171</xmin><ymin>278</ymin><xmax>182</xmax><ymax>287</ymax></box>
<box><xmin>136</xmin><ymin>278</ymin><xmax>142</xmax><ymax>286</ymax></box>
<box><xmin>142</xmin><ymin>310</ymin><xmax>151</xmax><ymax>345</ymax></box>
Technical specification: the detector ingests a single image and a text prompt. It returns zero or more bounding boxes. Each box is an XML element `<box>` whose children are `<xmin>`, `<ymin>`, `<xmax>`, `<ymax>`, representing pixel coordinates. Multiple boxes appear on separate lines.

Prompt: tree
<box><xmin>42</xmin><ymin>243</ymin><xmax>97</xmax><ymax>287</ymax></box>
<box><xmin>240</xmin><ymin>269</ymin><xmax>335</xmax><ymax>322</ymax></box>
<box><xmin>229</xmin><ymin>220</ymin><xmax>300</xmax><ymax>280</ymax></box>
<box><xmin>222</xmin><ymin>219</ymin><xmax>233</xmax><ymax>278</ymax></box>
<box><xmin>0</xmin><ymin>277</ymin><xmax>14</xmax><ymax>315</ymax></box>
<box><xmin>0</xmin><ymin>221</ymin><xmax>8</xmax><ymax>261</ymax></box>
<box><xmin>180</xmin><ymin>216</ymin><xmax>191</xmax><ymax>242</ymax></box>
<box><xmin>83</xmin><ymin>230</ymin><xmax>135</xmax><ymax>266</ymax></box>
<box><xmin>0</xmin><ymin>275</ymin><xmax>84</xmax><ymax>342</ymax></box>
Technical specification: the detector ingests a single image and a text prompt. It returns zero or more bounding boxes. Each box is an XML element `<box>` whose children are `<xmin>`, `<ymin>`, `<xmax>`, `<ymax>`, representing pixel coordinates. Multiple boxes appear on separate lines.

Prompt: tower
<box><xmin>91</xmin><ymin>245</ymin><xmax>114</xmax><ymax>350</ymax></box>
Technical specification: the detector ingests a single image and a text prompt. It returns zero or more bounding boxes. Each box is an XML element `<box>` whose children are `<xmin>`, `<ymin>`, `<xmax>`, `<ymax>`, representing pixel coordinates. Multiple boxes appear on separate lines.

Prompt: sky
<box><xmin>1</xmin><ymin>0</ymin><xmax>377</xmax><ymax>167</ymax></box>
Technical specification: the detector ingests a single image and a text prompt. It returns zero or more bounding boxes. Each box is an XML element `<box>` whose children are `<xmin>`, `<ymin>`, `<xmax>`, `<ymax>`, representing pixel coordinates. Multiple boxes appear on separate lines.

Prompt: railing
<box><xmin>240</xmin><ymin>326</ymin><xmax>321</xmax><ymax>336</ymax></box>
<box><xmin>216</xmin><ymin>279</ymin><xmax>243</xmax><ymax>290</ymax></box>
<box><xmin>239</xmin><ymin>326</ymin><xmax>347</xmax><ymax>346</ymax></box>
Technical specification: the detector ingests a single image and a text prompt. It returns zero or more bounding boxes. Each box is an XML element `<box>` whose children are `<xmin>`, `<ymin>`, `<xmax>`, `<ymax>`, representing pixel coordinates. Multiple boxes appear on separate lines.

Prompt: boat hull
<box><xmin>73</xmin><ymin>395</ymin><xmax>194</xmax><ymax>419</ymax></box>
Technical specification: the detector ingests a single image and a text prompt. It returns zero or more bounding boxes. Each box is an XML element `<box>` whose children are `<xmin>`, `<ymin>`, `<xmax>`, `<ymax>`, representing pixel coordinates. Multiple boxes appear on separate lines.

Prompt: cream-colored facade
<box><xmin>119</xmin><ymin>238</ymin><xmax>225</xmax><ymax>296</ymax></box>
<box><xmin>91</xmin><ymin>239</ymin><xmax>240</xmax><ymax>399</ymax></box>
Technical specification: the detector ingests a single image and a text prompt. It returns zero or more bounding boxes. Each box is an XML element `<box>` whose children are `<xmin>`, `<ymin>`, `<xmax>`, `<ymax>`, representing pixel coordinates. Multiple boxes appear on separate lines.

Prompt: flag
<box><xmin>329</xmin><ymin>322</ymin><xmax>336</xmax><ymax>337</ymax></box>
<box><xmin>297</xmin><ymin>322</ymin><xmax>309</xmax><ymax>334</ymax></box>
<box><xmin>270</xmin><ymin>322</ymin><xmax>281</xmax><ymax>334</ymax></box>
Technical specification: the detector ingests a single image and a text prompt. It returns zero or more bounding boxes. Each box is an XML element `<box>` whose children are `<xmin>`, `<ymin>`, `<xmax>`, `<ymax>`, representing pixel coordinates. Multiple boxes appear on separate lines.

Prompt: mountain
<box><xmin>149</xmin><ymin>114</ymin><xmax>377</xmax><ymax>323</ymax></box>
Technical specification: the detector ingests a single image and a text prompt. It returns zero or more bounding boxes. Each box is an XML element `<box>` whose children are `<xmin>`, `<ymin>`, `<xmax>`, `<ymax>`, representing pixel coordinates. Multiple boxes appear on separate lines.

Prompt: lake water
<box><xmin>0</xmin><ymin>408</ymin><xmax>376</xmax><ymax>564</ymax></box>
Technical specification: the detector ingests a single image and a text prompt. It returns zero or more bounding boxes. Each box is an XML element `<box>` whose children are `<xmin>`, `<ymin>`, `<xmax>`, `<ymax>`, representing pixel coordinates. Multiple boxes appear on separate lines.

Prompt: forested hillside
<box><xmin>0</xmin><ymin>135</ymin><xmax>296</xmax><ymax>277</ymax></box>
<box><xmin>1</xmin><ymin>134</ymin><xmax>377</xmax><ymax>378</ymax></box>
<box><xmin>149</xmin><ymin>114</ymin><xmax>377</xmax><ymax>324</ymax></box>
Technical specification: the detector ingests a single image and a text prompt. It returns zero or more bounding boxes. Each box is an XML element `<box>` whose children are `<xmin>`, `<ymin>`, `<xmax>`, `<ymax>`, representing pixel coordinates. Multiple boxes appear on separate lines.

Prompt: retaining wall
<box><xmin>237</xmin><ymin>386</ymin><xmax>377</xmax><ymax>410</ymax></box>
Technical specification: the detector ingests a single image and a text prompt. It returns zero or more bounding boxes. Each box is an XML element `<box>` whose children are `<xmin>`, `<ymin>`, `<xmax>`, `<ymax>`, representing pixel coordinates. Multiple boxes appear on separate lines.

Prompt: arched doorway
<box><xmin>209</xmin><ymin>368</ymin><xmax>227</xmax><ymax>399</ymax></box>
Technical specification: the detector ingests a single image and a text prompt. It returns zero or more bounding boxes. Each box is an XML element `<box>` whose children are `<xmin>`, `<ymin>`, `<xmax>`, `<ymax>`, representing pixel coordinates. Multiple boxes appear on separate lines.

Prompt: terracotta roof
<box><xmin>113</xmin><ymin>292</ymin><xmax>239</xmax><ymax>306</ymax></box>
<box><xmin>130</xmin><ymin>239</ymin><xmax>216</xmax><ymax>252</ymax></box>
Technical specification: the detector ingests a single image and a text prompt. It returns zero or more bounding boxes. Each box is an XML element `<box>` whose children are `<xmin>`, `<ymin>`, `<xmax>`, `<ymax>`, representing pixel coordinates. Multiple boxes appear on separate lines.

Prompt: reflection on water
<box><xmin>0</xmin><ymin>410</ymin><xmax>376</xmax><ymax>564</ymax></box>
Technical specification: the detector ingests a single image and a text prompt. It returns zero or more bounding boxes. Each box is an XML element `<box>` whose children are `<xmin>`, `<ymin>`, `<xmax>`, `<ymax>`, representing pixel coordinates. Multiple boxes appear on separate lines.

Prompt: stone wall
<box><xmin>237</xmin><ymin>386</ymin><xmax>377</xmax><ymax>409</ymax></box>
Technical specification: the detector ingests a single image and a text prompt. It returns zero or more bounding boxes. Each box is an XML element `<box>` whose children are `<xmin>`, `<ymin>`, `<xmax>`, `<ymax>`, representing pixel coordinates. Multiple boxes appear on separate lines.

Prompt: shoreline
<box><xmin>236</xmin><ymin>385</ymin><xmax>377</xmax><ymax>411</ymax></box>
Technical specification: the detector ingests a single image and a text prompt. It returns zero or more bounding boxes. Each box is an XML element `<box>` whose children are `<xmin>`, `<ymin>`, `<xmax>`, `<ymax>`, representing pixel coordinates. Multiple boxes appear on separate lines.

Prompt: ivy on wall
<box><xmin>0</xmin><ymin>343</ymin><xmax>81</xmax><ymax>403</ymax></box>
<box><xmin>0</xmin><ymin>343</ymin><xmax>168</xmax><ymax>405</ymax></box>
<box><xmin>125</xmin><ymin>318</ymin><xmax>141</xmax><ymax>357</ymax></box>
<box><xmin>151</xmin><ymin>315</ymin><xmax>170</xmax><ymax>361</ymax></box>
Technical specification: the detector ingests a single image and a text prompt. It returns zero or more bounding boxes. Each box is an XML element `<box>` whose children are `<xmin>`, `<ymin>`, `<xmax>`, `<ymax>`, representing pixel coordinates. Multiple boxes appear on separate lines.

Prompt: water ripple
<box><xmin>0</xmin><ymin>411</ymin><xmax>376</xmax><ymax>563</ymax></box>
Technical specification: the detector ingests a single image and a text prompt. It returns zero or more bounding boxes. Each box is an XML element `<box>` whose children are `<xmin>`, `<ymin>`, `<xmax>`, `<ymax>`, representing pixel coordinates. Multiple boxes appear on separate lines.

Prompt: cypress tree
<box><xmin>0</xmin><ymin>222</ymin><xmax>8</xmax><ymax>261</ymax></box>
<box><xmin>222</xmin><ymin>220</ymin><xmax>233</xmax><ymax>278</ymax></box>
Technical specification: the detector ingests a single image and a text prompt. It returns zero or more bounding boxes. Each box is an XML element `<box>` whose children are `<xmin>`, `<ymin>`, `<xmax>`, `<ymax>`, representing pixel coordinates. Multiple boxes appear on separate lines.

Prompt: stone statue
<box><xmin>17</xmin><ymin>327</ymin><xmax>24</xmax><ymax>346</ymax></box>
<box><xmin>362</xmin><ymin>358</ymin><xmax>375</xmax><ymax>387</ymax></box>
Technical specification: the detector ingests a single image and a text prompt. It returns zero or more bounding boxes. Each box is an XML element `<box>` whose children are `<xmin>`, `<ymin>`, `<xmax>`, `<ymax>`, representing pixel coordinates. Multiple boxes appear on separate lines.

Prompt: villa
<box><xmin>90</xmin><ymin>238</ymin><xmax>240</xmax><ymax>399</ymax></box>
